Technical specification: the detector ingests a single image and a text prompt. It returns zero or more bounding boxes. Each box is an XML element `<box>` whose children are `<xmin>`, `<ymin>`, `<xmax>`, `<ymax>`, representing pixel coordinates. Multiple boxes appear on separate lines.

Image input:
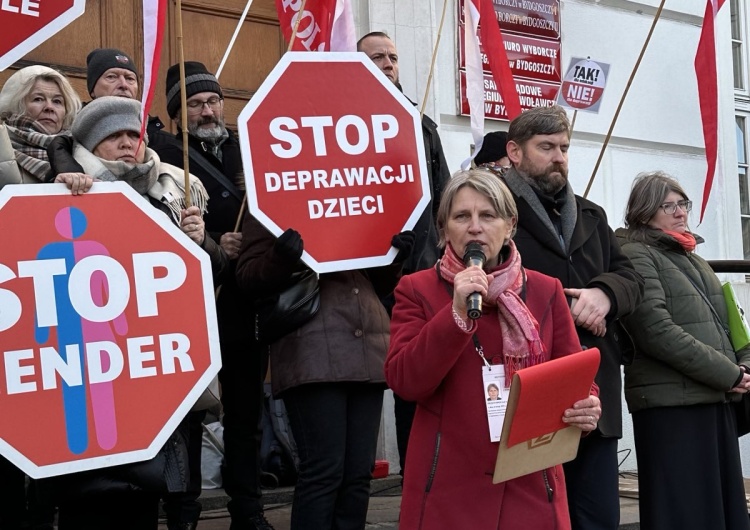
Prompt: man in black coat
<box><xmin>45</xmin><ymin>48</ymin><xmax>168</xmax><ymax>180</ymax></box>
<box><xmin>503</xmin><ymin>105</ymin><xmax>643</xmax><ymax>530</ymax></box>
<box><xmin>153</xmin><ymin>61</ymin><xmax>273</xmax><ymax>530</ymax></box>
<box><xmin>357</xmin><ymin>31</ymin><xmax>452</xmax><ymax>475</ymax></box>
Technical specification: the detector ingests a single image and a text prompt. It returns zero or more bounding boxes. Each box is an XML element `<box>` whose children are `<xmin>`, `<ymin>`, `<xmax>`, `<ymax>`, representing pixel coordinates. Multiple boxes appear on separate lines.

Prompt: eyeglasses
<box><xmin>659</xmin><ymin>200</ymin><xmax>692</xmax><ymax>215</ymax></box>
<box><xmin>186</xmin><ymin>96</ymin><xmax>222</xmax><ymax>114</ymax></box>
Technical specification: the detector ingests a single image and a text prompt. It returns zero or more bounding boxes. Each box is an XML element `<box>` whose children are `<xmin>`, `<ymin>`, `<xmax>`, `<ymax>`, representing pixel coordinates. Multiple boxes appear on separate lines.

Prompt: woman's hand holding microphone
<box><xmin>452</xmin><ymin>266</ymin><xmax>488</xmax><ymax>322</ymax></box>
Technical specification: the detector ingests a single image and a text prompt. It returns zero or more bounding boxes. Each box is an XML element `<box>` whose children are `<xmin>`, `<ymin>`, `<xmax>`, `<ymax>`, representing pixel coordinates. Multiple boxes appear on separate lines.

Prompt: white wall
<box><xmin>358</xmin><ymin>0</ymin><xmax>750</xmax><ymax>475</ymax></box>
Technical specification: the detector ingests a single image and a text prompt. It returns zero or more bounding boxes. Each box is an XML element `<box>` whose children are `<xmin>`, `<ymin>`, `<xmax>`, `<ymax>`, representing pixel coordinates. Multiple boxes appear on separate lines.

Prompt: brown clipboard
<box><xmin>493</xmin><ymin>348</ymin><xmax>600</xmax><ymax>484</ymax></box>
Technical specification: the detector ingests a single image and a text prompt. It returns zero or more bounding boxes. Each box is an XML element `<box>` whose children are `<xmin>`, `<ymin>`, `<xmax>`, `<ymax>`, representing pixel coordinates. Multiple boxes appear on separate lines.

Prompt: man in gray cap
<box><xmin>153</xmin><ymin>61</ymin><xmax>274</xmax><ymax>530</ymax></box>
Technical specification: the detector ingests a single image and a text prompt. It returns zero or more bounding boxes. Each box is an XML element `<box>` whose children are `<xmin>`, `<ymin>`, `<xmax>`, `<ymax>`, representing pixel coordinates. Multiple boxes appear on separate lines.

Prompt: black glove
<box><xmin>46</xmin><ymin>135</ymin><xmax>84</xmax><ymax>181</ymax></box>
<box><xmin>391</xmin><ymin>230</ymin><xmax>416</xmax><ymax>263</ymax></box>
<box><xmin>274</xmin><ymin>228</ymin><xmax>303</xmax><ymax>260</ymax></box>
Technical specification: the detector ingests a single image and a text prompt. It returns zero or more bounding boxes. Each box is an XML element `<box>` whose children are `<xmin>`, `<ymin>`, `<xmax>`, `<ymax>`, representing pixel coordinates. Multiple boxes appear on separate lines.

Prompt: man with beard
<box><xmin>357</xmin><ymin>31</ymin><xmax>451</xmax><ymax>477</ymax></box>
<box><xmin>153</xmin><ymin>62</ymin><xmax>274</xmax><ymax>530</ymax></box>
<box><xmin>503</xmin><ymin>105</ymin><xmax>643</xmax><ymax>530</ymax></box>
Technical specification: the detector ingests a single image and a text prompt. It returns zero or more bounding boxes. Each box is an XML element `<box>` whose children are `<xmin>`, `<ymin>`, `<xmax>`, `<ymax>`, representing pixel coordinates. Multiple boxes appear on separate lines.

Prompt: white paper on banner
<box><xmin>330</xmin><ymin>0</ymin><xmax>356</xmax><ymax>52</ymax></box>
<box><xmin>556</xmin><ymin>57</ymin><xmax>610</xmax><ymax>113</ymax></box>
<box><xmin>462</xmin><ymin>0</ymin><xmax>486</xmax><ymax>169</ymax></box>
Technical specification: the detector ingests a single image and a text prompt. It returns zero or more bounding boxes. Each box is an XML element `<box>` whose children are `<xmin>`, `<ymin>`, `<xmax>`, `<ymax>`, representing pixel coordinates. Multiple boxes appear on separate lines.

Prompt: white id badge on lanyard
<box><xmin>482</xmin><ymin>365</ymin><xmax>509</xmax><ymax>442</ymax></box>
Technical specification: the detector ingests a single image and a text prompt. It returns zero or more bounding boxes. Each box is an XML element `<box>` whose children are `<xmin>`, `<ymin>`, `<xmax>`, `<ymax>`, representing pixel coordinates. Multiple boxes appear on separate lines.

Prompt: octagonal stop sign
<box><xmin>238</xmin><ymin>52</ymin><xmax>430</xmax><ymax>273</ymax></box>
<box><xmin>0</xmin><ymin>183</ymin><xmax>221</xmax><ymax>478</ymax></box>
<box><xmin>0</xmin><ymin>0</ymin><xmax>85</xmax><ymax>71</ymax></box>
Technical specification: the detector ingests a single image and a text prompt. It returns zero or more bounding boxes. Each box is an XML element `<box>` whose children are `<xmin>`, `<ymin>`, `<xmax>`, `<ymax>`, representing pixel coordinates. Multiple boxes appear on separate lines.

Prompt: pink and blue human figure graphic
<box><xmin>34</xmin><ymin>206</ymin><xmax>127</xmax><ymax>454</ymax></box>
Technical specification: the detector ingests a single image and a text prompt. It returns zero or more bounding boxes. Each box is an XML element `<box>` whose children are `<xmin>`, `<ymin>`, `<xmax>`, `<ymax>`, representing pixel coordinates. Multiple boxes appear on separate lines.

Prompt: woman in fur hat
<box><xmin>54</xmin><ymin>96</ymin><xmax>227</xmax><ymax>279</ymax></box>
<box><xmin>0</xmin><ymin>65</ymin><xmax>81</xmax><ymax>188</ymax></box>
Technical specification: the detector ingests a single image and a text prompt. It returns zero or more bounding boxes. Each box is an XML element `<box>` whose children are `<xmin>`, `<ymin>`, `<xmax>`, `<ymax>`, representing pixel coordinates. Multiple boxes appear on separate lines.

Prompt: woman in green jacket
<box><xmin>616</xmin><ymin>171</ymin><xmax>750</xmax><ymax>530</ymax></box>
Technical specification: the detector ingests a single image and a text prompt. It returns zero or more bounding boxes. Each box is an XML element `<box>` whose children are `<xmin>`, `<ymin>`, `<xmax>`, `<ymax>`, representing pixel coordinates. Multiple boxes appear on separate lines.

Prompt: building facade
<box><xmin>7</xmin><ymin>0</ymin><xmax>750</xmax><ymax>475</ymax></box>
<box><xmin>353</xmin><ymin>0</ymin><xmax>750</xmax><ymax>474</ymax></box>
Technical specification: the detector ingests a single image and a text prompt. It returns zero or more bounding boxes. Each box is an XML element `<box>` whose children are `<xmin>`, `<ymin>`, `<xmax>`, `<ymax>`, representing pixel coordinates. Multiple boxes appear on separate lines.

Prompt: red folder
<box><xmin>493</xmin><ymin>348</ymin><xmax>600</xmax><ymax>483</ymax></box>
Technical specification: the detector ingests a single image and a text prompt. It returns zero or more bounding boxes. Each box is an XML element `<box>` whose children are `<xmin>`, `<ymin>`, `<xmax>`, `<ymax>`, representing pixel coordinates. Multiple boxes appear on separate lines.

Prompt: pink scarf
<box><xmin>663</xmin><ymin>229</ymin><xmax>696</xmax><ymax>252</ymax></box>
<box><xmin>439</xmin><ymin>241</ymin><xmax>545</xmax><ymax>386</ymax></box>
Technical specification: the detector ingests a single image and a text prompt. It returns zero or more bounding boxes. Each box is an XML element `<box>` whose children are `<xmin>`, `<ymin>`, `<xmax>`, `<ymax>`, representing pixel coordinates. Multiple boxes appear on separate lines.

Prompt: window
<box><xmin>736</xmin><ymin>117</ymin><xmax>750</xmax><ymax>259</ymax></box>
<box><xmin>732</xmin><ymin>0</ymin><xmax>747</xmax><ymax>92</ymax></box>
<box><xmin>732</xmin><ymin>1</ymin><xmax>750</xmax><ymax>266</ymax></box>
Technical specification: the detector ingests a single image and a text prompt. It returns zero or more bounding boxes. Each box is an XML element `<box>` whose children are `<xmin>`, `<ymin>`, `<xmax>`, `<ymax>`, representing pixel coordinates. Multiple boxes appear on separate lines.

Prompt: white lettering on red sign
<box><xmin>264</xmin><ymin>165</ymin><xmax>415</xmax><ymax>192</ymax></box>
<box><xmin>566</xmin><ymin>85</ymin><xmax>594</xmax><ymax>104</ymax></box>
<box><xmin>0</xmin><ymin>0</ymin><xmax>40</xmax><ymax>17</ymax></box>
<box><xmin>308</xmin><ymin>195</ymin><xmax>385</xmax><ymax>219</ymax></box>
<box><xmin>0</xmin><ymin>251</ymin><xmax>186</xmax><ymax>331</ymax></box>
<box><xmin>265</xmin><ymin>113</ymin><xmax>408</xmax><ymax>221</ymax></box>
<box><xmin>0</xmin><ymin>250</ymin><xmax>196</xmax><ymax>395</ymax></box>
<box><xmin>264</xmin><ymin>165</ymin><xmax>414</xmax><ymax>221</ymax></box>
<box><xmin>3</xmin><ymin>333</ymin><xmax>195</xmax><ymax>395</ymax></box>
<box><xmin>269</xmin><ymin>114</ymin><xmax>399</xmax><ymax>158</ymax></box>
<box><xmin>280</xmin><ymin>0</ymin><xmax>323</xmax><ymax>51</ymax></box>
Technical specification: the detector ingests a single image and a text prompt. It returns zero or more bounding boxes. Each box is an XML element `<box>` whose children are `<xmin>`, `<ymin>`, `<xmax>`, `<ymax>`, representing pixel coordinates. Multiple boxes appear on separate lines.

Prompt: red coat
<box><xmin>386</xmin><ymin>266</ymin><xmax>583</xmax><ymax>530</ymax></box>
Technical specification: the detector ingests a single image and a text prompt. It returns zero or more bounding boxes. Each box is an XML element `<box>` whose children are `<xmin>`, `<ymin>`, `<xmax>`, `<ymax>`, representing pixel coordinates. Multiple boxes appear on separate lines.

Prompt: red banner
<box><xmin>460</xmin><ymin>72</ymin><xmax>559</xmax><ymax>120</ymax></box>
<box><xmin>695</xmin><ymin>0</ymin><xmax>727</xmax><ymax>221</ymax></box>
<box><xmin>458</xmin><ymin>0</ymin><xmax>562</xmax><ymax>122</ymax></box>
<box><xmin>459</xmin><ymin>27</ymin><xmax>561</xmax><ymax>84</ymax></box>
<box><xmin>457</xmin><ymin>0</ymin><xmax>560</xmax><ymax>40</ymax></box>
<box><xmin>275</xmin><ymin>0</ymin><xmax>337</xmax><ymax>51</ymax></box>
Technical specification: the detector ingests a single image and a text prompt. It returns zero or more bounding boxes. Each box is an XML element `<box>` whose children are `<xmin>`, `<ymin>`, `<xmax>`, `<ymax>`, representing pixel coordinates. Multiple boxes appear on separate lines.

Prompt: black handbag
<box><xmin>254</xmin><ymin>269</ymin><xmax>321</xmax><ymax>345</ymax></box>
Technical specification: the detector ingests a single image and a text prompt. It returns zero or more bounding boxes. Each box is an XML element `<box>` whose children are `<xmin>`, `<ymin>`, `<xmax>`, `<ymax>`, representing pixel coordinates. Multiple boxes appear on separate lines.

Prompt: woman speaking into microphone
<box><xmin>385</xmin><ymin>169</ymin><xmax>600</xmax><ymax>530</ymax></box>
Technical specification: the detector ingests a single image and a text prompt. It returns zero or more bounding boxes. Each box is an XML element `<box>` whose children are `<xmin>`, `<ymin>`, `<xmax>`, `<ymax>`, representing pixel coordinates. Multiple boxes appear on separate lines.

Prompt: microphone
<box><xmin>463</xmin><ymin>242</ymin><xmax>486</xmax><ymax>320</ymax></box>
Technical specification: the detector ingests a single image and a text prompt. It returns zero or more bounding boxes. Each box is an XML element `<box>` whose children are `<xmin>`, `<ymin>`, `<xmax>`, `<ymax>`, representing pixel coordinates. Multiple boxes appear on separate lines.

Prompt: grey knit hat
<box><xmin>165</xmin><ymin>61</ymin><xmax>223</xmax><ymax>119</ymax></box>
<box><xmin>72</xmin><ymin>96</ymin><xmax>142</xmax><ymax>151</ymax></box>
<box><xmin>86</xmin><ymin>48</ymin><xmax>138</xmax><ymax>95</ymax></box>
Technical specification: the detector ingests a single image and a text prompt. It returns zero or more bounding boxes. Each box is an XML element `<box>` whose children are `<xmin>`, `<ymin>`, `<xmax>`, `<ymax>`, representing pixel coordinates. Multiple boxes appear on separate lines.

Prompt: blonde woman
<box><xmin>0</xmin><ymin>65</ymin><xmax>81</xmax><ymax>187</ymax></box>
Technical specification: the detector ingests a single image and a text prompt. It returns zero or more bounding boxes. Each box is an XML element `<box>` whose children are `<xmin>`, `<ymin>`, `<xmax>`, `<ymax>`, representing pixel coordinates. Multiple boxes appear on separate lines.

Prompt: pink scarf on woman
<box><xmin>663</xmin><ymin>229</ymin><xmax>696</xmax><ymax>252</ymax></box>
<box><xmin>439</xmin><ymin>240</ymin><xmax>545</xmax><ymax>386</ymax></box>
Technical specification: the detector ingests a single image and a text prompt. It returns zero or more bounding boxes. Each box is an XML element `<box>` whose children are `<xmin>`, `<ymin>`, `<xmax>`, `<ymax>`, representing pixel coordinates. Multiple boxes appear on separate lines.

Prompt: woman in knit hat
<box><xmin>54</xmin><ymin>96</ymin><xmax>227</xmax><ymax>278</ymax></box>
<box><xmin>46</xmin><ymin>96</ymin><xmax>227</xmax><ymax>529</ymax></box>
<box><xmin>0</xmin><ymin>65</ymin><xmax>81</xmax><ymax>188</ymax></box>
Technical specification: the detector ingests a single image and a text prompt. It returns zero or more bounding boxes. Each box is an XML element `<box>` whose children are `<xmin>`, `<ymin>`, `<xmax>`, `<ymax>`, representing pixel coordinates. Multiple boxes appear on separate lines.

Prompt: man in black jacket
<box><xmin>153</xmin><ymin>61</ymin><xmax>273</xmax><ymax>530</ymax></box>
<box><xmin>46</xmin><ymin>48</ymin><xmax>168</xmax><ymax>179</ymax></box>
<box><xmin>357</xmin><ymin>32</ymin><xmax>451</xmax><ymax>476</ymax></box>
<box><xmin>503</xmin><ymin>105</ymin><xmax>643</xmax><ymax>530</ymax></box>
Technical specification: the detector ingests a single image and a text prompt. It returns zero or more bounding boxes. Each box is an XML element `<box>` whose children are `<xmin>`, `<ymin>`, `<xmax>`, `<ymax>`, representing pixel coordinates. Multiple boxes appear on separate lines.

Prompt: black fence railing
<box><xmin>707</xmin><ymin>260</ymin><xmax>750</xmax><ymax>274</ymax></box>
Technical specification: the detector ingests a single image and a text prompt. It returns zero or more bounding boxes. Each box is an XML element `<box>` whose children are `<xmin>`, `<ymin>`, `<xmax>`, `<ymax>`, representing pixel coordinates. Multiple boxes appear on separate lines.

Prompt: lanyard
<box><xmin>472</xmin><ymin>334</ymin><xmax>491</xmax><ymax>368</ymax></box>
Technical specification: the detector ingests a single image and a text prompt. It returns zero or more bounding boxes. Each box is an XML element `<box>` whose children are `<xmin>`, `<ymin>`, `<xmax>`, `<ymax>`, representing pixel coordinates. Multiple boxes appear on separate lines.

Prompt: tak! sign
<box><xmin>557</xmin><ymin>57</ymin><xmax>610</xmax><ymax>113</ymax></box>
<box><xmin>0</xmin><ymin>0</ymin><xmax>85</xmax><ymax>71</ymax></box>
<box><xmin>0</xmin><ymin>183</ymin><xmax>221</xmax><ymax>478</ymax></box>
<box><xmin>238</xmin><ymin>52</ymin><xmax>430</xmax><ymax>273</ymax></box>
